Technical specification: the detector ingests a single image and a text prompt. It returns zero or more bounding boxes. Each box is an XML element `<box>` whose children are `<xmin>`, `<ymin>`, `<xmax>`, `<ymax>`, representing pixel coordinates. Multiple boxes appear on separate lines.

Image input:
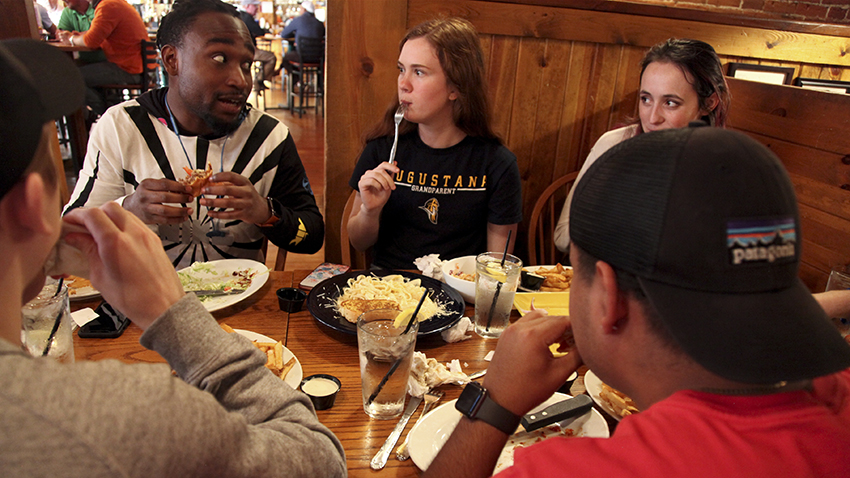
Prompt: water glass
<box><xmin>21</xmin><ymin>279</ymin><xmax>75</xmax><ymax>363</ymax></box>
<box><xmin>474</xmin><ymin>252</ymin><xmax>522</xmax><ymax>339</ymax></box>
<box><xmin>825</xmin><ymin>266</ymin><xmax>850</xmax><ymax>338</ymax></box>
<box><xmin>357</xmin><ymin>308</ymin><xmax>418</xmax><ymax>419</ymax></box>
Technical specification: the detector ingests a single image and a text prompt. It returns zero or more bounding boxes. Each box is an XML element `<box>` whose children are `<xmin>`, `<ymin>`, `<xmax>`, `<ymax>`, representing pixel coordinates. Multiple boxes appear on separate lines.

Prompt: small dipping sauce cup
<box><xmin>300</xmin><ymin>374</ymin><xmax>341</xmax><ymax>410</ymax></box>
<box><xmin>277</xmin><ymin>288</ymin><xmax>307</xmax><ymax>312</ymax></box>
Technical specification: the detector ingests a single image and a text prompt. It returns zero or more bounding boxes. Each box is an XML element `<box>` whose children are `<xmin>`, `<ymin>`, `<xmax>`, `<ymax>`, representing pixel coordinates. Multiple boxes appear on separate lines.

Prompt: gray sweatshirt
<box><xmin>0</xmin><ymin>294</ymin><xmax>346</xmax><ymax>477</ymax></box>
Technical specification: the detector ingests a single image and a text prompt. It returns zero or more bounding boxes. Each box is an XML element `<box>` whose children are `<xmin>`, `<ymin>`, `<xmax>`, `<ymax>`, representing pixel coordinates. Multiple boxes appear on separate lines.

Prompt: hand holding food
<box><xmin>61</xmin><ymin>203</ymin><xmax>187</xmax><ymax>329</ymax></box>
<box><xmin>123</xmin><ymin>177</ymin><xmax>193</xmax><ymax>225</ymax></box>
<box><xmin>180</xmin><ymin>164</ymin><xmax>213</xmax><ymax>197</ymax></box>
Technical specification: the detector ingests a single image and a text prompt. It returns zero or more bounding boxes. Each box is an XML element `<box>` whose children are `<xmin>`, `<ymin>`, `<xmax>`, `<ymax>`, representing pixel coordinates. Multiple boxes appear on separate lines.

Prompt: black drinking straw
<box><xmin>365</xmin><ymin>290</ymin><xmax>427</xmax><ymax>407</ymax></box>
<box><xmin>485</xmin><ymin>230</ymin><xmax>512</xmax><ymax>331</ymax></box>
<box><xmin>42</xmin><ymin>278</ymin><xmax>65</xmax><ymax>357</ymax></box>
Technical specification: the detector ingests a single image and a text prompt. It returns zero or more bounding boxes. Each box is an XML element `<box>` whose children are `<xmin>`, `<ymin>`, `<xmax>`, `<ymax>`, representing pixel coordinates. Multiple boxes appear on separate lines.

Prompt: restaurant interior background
<box><xmin>1</xmin><ymin>0</ymin><xmax>850</xmax><ymax>291</ymax></box>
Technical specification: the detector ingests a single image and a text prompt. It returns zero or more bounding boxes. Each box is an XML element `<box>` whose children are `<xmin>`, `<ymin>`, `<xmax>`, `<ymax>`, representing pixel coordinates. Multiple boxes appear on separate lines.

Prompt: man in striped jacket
<box><xmin>65</xmin><ymin>0</ymin><xmax>324</xmax><ymax>269</ymax></box>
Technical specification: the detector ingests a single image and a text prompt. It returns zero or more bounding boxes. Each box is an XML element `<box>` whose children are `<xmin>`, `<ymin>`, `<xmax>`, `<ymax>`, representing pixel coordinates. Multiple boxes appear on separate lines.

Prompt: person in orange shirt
<box><xmin>58</xmin><ymin>0</ymin><xmax>147</xmax><ymax>121</ymax></box>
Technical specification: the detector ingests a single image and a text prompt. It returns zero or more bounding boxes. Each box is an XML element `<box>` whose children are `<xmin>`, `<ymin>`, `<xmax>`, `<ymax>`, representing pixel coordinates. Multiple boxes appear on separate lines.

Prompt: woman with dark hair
<box><xmin>554</xmin><ymin>38</ymin><xmax>730</xmax><ymax>252</ymax></box>
<box><xmin>348</xmin><ymin>17</ymin><xmax>522</xmax><ymax>269</ymax></box>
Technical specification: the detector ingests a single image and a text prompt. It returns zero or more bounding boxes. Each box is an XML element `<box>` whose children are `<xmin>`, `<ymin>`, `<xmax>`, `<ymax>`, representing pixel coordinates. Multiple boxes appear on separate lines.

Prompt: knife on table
<box><xmin>371</xmin><ymin>396</ymin><xmax>423</xmax><ymax>470</ymax></box>
<box><xmin>188</xmin><ymin>289</ymin><xmax>245</xmax><ymax>297</ymax></box>
<box><xmin>520</xmin><ymin>394</ymin><xmax>593</xmax><ymax>432</ymax></box>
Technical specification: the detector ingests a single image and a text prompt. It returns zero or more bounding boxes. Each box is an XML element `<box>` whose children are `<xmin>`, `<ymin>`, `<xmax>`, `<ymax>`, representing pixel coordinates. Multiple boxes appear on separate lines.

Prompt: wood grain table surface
<box><xmin>72</xmin><ymin>270</ymin><xmax>588</xmax><ymax>477</ymax></box>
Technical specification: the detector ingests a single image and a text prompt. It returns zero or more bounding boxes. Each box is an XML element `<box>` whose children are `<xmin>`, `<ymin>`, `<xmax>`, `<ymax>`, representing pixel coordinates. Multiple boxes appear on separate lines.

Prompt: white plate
<box><xmin>67</xmin><ymin>275</ymin><xmax>100</xmax><ymax>301</ymax></box>
<box><xmin>585</xmin><ymin>370</ymin><xmax>638</xmax><ymax>422</ymax></box>
<box><xmin>234</xmin><ymin>329</ymin><xmax>303</xmax><ymax>389</ymax></box>
<box><xmin>178</xmin><ymin>259</ymin><xmax>269</xmax><ymax>312</ymax></box>
<box><xmin>518</xmin><ymin>265</ymin><xmax>573</xmax><ymax>294</ymax></box>
<box><xmin>408</xmin><ymin>392</ymin><xmax>609</xmax><ymax>473</ymax></box>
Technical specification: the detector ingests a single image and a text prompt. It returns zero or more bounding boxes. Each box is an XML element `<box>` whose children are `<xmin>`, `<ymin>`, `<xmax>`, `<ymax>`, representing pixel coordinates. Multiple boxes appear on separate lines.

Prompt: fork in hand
<box><xmin>396</xmin><ymin>389</ymin><xmax>444</xmax><ymax>461</ymax></box>
<box><xmin>388</xmin><ymin>104</ymin><xmax>405</xmax><ymax>165</ymax></box>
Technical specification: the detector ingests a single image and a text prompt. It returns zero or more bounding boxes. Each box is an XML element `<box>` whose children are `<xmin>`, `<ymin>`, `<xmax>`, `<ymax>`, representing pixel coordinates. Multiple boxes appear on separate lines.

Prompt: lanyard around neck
<box><xmin>164</xmin><ymin>96</ymin><xmax>228</xmax><ymax>173</ymax></box>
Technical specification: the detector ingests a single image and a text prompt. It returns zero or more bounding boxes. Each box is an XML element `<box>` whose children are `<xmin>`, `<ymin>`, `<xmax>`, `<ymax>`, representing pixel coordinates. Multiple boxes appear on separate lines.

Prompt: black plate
<box><xmin>306</xmin><ymin>269</ymin><xmax>465</xmax><ymax>336</ymax></box>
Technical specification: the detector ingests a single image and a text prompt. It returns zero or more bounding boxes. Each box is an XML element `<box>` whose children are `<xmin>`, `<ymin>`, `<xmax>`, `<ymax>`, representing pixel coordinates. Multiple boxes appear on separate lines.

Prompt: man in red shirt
<box><xmin>58</xmin><ymin>0</ymin><xmax>147</xmax><ymax>120</ymax></box>
<box><xmin>425</xmin><ymin>126</ymin><xmax>850</xmax><ymax>477</ymax></box>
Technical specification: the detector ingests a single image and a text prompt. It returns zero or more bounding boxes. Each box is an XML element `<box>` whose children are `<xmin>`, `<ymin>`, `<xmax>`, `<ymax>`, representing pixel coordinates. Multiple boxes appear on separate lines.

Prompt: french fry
<box><xmin>220</xmin><ymin>325</ymin><xmax>292</xmax><ymax>381</ymax></box>
<box><xmin>599</xmin><ymin>383</ymin><xmax>639</xmax><ymax>418</ymax></box>
<box><xmin>280</xmin><ymin>357</ymin><xmax>296</xmax><ymax>379</ymax></box>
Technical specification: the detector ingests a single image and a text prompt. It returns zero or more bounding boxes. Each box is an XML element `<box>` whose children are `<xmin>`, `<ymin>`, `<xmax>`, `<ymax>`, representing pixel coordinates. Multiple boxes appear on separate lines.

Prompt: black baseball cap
<box><xmin>0</xmin><ymin>39</ymin><xmax>85</xmax><ymax>201</ymax></box>
<box><xmin>570</xmin><ymin>125</ymin><xmax>850</xmax><ymax>384</ymax></box>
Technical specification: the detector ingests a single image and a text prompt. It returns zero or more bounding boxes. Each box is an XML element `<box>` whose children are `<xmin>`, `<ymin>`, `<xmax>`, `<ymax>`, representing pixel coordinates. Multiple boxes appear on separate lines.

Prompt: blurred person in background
<box><xmin>57</xmin><ymin>0</ymin><xmax>108</xmax><ymax>65</ymax></box>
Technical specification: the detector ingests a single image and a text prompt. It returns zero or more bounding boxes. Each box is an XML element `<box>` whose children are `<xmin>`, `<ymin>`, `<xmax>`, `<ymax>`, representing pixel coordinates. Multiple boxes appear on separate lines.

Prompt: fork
<box><xmin>388</xmin><ymin>104</ymin><xmax>405</xmax><ymax>165</ymax></box>
<box><xmin>396</xmin><ymin>389</ymin><xmax>443</xmax><ymax>461</ymax></box>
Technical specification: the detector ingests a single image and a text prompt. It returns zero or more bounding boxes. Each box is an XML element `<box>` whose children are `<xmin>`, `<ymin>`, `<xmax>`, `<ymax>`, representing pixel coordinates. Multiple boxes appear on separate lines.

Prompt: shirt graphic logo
<box><xmin>727</xmin><ymin>218</ymin><xmax>796</xmax><ymax>265</ymax></box>
<box><xmin>419</xmin><ymin>198</ymin><xmax>439</xmax><ymax>225</ymax></box>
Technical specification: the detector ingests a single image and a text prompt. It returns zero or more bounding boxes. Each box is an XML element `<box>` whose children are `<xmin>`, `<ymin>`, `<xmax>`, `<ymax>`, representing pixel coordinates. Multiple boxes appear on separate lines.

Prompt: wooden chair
<box><xmin>340</xmin><ymin>191</ymin><xmax>371</xmax><ymax>269</ymax></box>
<box><xmin>99</xmin><ymin>40</ymin><xmax>160</xmax><ymax>106</ymax></box>
<box><xmin>527</xmin><ymin>172</ymin><xmax>579</xmax><ymax>266</ymax></box>
<box><xmin>261</xmin><ymin>238</ymin><xmax>288</xmax><ymax>271</ymax></box>
<box><xmin>286</xmin><ymin>36</ymin><xmax>324</xmax><ymax>118</ymax></box>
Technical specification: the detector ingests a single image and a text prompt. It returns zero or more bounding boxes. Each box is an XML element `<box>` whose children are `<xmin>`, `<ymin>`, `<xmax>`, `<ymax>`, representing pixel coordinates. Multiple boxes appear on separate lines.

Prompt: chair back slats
<box><xmin>527</xmin><ymin>172</ymin><xmax>579</xmax><ymax>266</ymax></box>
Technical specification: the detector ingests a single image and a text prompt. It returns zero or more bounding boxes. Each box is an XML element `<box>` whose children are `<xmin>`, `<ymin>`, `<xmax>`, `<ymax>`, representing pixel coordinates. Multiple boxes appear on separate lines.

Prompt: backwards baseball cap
<box><xmin>0</xmin><ymin>39</ymin><xmax>84</xmax><ymax>201</ymax></box>
<box><xmin>301</xmin><ymin>0</ymin><xmax>314</xmax><ymax>13</ymax></box>
<box><xmin>570</xmin><ymin>125</ymin><xmax>850</xmax><ymax>384</ymax></box>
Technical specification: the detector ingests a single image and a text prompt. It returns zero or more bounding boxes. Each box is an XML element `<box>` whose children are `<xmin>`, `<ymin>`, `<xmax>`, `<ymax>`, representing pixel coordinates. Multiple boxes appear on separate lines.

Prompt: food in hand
<box><xmin>180</xmin><ymin>164</ymin><xmax>213</xmax><ymax>197</ymax></box>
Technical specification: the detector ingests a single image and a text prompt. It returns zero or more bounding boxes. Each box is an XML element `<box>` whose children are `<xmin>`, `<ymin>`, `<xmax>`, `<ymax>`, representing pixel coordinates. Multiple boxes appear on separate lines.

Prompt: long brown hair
<box><xmin>364</xmin><ymin>17</ymin><xmax>500</xmax><ymax>143</ymax></box>
<box><xmin>625</xmin><ymin>38</ymin><xmax>730</xmax><ymax>133</ymax></box>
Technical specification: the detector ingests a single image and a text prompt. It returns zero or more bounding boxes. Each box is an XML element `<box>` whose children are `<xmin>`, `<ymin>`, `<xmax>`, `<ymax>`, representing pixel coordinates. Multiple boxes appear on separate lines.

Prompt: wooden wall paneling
<box><xmin>555</xmin><ymin>41</ymin><xmax>596</xmax><ymax>176</ymax></box>
<box><xmin>1</xmin><ymin>0</ymin><xmax>39</xmax><ymax>39</ymax></box>
<box><xmin>407</xmin><ymin>0</ymin><xmax>850</xmax><ymax>66</ymax></box>
<box><xmin>483</xmin><ymin>35</ymin><xmax>520</xmax><ymax>142</ymax></box>
<box><xmin>324</xmin><ymin>0</ymin><xmax>408</xmax><ymax>263</ymax></box>
<box><xmin>607</xmin><ymin>45</ymin><xmax>643</xmax><ymax>133</ymax></box>
<box><xmin>727</xmin><ymin>79</ymin><xmax>850</xmax><ymax>155</ymax></box>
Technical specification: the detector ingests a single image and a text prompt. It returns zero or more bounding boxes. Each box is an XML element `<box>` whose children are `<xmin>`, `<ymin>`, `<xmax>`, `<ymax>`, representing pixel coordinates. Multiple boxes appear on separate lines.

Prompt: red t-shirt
<box><xmin>82</xmin><ymin>0</ymin><xmax>148</xmax><ymax>74</ymax></box>
<box><xmin>497</xmin><ymin>370</ymin><xmax>850</xmax><ymax>477</ymax></box>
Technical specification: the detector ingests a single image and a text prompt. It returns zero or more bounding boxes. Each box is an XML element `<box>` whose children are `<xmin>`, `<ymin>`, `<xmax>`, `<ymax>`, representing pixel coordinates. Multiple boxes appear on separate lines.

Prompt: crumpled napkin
<box><xmin>442</xmin><ymin>316</ymin><xmax>473</xmax><ymax>343</ymax></box>
<box><xmin>407</xmin><ymin>351</ymin><xmax>470</xmax><ymax>397</ymax></box>
<box><xmin>414</xmin><ymin>254</ymin><xmax>444</xmax><ymax>280</ymax></box>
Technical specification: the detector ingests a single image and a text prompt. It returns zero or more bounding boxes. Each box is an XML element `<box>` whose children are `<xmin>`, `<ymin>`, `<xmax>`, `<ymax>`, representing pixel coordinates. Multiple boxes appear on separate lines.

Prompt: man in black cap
<box><xmin>424</xmin><ymin>126</ymin><xmax>850</xmax><ymax>477</ymax></box>
<box><xmin>0</xmin><ymin>39</ymin><xmax>345</xmax><ymax>476</ymax></box>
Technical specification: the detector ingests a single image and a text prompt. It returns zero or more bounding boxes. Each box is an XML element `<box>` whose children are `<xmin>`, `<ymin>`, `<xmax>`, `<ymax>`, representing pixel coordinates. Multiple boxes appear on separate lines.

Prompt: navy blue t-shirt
<box><xmin>349</xmin><ymin>132</ymin><xmax>522</xmax><ymax>269</ymax></box>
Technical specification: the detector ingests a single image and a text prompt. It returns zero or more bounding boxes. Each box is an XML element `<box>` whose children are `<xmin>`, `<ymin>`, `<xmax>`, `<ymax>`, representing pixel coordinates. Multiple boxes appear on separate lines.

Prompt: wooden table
<box><xmin>71</xmin><ymin>270</ymin><xmax>597</xmax><ymax>477</ymax></box>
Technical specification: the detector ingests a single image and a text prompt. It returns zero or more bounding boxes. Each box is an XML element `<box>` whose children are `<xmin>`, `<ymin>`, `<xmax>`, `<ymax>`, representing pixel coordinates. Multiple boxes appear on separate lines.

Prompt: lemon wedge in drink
<box><xmin>485</xmin><ymin>262</ymin><xmax>508</xmax><ymax>283</ymax></box>
<box><xmin>394</xmin><ymin>307</ymin><xmax>417</xmax><ymax>328</ymax></box>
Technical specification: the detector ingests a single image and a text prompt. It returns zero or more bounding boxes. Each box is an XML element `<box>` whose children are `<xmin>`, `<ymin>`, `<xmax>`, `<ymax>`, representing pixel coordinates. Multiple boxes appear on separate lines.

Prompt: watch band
<box><xmin>456</xmin><ymin>382</ymin><xmax>521</xmax><ymax>435</ymax></box>
<box><xmin>256</xmin><ymin>197</ymin><xmax>280</xmax><ymax>228</ymax></box>
<box><xmin>476</xmin><ymin>392</ymin><xmax>522</xmax><ymax>435</ymax></box>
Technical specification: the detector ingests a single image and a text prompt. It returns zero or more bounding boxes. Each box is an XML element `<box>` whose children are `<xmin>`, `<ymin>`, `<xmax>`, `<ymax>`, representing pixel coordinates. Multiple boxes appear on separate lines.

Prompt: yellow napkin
<box><xmin>513</xmin><ymin>292</ymin><xmax>570</xmax><ymax>317</ymax></box>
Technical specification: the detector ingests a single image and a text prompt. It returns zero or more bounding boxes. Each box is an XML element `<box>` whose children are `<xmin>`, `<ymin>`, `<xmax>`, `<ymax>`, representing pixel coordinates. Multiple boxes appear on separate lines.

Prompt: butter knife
<box><xmin>370</xmin><ymin>396</ymin><xmax>422</xmax><ymax>470</ymax></box>
<box><xmin>188</xmin><ymin>289</ymin><xmax>245</xmax><ymax>297</ymax></box>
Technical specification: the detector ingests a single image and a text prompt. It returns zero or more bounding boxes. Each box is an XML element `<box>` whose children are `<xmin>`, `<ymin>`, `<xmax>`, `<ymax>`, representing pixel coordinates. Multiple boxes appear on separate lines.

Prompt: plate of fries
<box><xmin>67</xmin><ymin>275</ymin><xmax>100</xmax><ymax>300</ymax></box>
<box><xmin>521</xmin><ymin>264</ymin><xmax>573</xmax><ymax>292</ymax></box>
<box><xmin>585</xmin><ymin>370</ymin><xmax>639</xmax><ymax>421</ymax></box>
<box><xmin>221</xmin><ymin>324</ymin><xmax>302</xmax><ymax>388</ymax></box>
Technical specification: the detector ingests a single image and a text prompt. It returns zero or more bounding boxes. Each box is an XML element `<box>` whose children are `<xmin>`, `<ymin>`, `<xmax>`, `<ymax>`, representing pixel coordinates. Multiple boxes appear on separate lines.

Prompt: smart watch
<box><xmin>455</xmin><ymin>382</ymin><xmax>521</xmax><ymax>435</ymax></box>
<box><xmin>256</xmin><ymin>197</ymin><xmax>282</xmax><ymax>228</ymax></box>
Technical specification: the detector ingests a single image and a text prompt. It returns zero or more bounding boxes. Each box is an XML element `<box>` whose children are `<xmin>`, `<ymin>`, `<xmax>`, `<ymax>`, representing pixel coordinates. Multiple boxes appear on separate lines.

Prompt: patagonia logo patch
<box><xmin>727</xmin><ymin>218</ymin><xmax>796</xmax><ymax>265</ymax></box>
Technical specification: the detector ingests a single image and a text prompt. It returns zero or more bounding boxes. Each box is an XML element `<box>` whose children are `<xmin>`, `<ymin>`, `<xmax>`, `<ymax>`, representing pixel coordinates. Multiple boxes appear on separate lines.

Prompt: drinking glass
<box><xmin>357</xmin><ymin>308</ymin><xmax>419</xmax><ymax>419</ymax></box>
<box><xmin>21</xmin><ymin>279</ymin><xmax>75</xmax><ymax>363</ymax></box>
<box><xmin>474</xmin><ymin>252</ymin><xmax>522</xmax><ymax>339</ymax></box>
